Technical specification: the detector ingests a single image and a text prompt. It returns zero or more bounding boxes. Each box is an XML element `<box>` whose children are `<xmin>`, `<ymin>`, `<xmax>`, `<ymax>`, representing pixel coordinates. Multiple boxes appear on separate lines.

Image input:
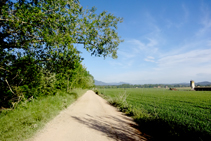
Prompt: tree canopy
<box><xmin>0</xmin><ymin>0</ymin><xmax>123</xmax><ymax>108</ymax></box>
<box><xmin>1</xmin><ymin>0</ymin><xmax>123</xmax><ymax>59</ymax></box>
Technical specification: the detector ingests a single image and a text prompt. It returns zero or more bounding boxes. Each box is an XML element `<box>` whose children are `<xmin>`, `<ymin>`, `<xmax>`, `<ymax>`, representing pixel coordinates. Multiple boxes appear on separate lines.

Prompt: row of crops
<box><xmin>98</xmin><ymin>88</ymin><xmax>211</xmax><ymax>141</ymax></box>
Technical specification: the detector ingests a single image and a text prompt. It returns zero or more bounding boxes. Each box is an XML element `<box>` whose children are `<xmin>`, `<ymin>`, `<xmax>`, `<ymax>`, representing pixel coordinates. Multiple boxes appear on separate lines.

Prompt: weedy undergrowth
<box><xmin>100</xmin><ymin>91</ymin><xmax>151</xmax><ymax>118</ymax></box>
<box><xmin>0</xmin><ymin>89</ymin><xmax>87</xmax><ymax>141</ymax></box>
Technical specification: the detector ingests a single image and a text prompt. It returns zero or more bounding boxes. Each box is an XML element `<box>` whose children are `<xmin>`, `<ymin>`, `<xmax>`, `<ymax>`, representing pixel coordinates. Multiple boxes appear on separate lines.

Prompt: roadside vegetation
<box><xmin>0</xmin><ymin>89</ymin><xmax>87</xmax><ymax>141</ymax></box>
<box><xmin>98</xmin><ymin>88</ymin><xmax>211</xmax><ymax>141</ymax></box>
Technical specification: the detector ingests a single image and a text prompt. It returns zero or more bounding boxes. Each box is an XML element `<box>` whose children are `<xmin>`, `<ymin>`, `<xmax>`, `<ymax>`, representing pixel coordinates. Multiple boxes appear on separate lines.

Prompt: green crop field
<box><xmin>98</xmin><ymin>88</ymin><xmax>211</xmax><ymax>141</ymax></box>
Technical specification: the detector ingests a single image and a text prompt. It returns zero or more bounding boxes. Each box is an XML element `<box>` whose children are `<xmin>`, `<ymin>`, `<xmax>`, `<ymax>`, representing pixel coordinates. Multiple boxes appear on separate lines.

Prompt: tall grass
<box><xmin>0</xmin><ymin>89</ymin><xmax>87</xmax><ymax>141</ymax></box>
<box><xmin>99</xmin><ymin>88</ymin><xmax>211</xmax><ymax>141</ymax></box>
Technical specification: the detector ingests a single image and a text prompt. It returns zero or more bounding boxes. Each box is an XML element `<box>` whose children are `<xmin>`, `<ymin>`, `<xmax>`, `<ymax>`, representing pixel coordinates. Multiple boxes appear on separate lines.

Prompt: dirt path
<box><xmin>29</xmin><ymin>90</ymin><xmax>146</xmax><ymax>141</ymax></box>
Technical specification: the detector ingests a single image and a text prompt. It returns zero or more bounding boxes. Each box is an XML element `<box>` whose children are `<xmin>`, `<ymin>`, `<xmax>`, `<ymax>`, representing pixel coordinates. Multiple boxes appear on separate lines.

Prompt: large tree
<box><xmin>0</xmin><ymin>0</ymin><xmax>123</xmax><ymax>107</ymax></box>
<box><xmin>0</xmin><ymin>0</ymin><xmax>123</xmax><ymax>59</ymax></box>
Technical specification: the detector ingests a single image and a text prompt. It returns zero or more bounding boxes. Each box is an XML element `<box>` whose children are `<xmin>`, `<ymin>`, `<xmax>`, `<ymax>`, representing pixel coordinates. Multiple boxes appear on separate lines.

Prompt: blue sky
<box><xmin>78</xmin><ymin>0</ymin><xmax>211</xmax><ymax>84</ymax></box>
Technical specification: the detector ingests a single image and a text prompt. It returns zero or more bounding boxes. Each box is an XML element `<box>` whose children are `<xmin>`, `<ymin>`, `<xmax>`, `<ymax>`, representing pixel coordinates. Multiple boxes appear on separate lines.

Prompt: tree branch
<box><xmin>12</xmin><ymin>72</ymin><xmax>19</xmax><ymax>80</ymax></box>
<box><xmin>5</xmin><ymin>78</ymin><xmax>15</xmax><ymax>95</ymax></box>
<box><xmin>0</xmin><ymin>18</ymin><xmax>27</xmax><ymax>24</ymax></box>
<box><xmin>0</xmin><ymin>67</ymin><xmax>10</xmax><ymax>73</ymax></box>
<box><xmin>76</xmin><ymin>41</ymin><xmax>98</xmax><ymax>48</ymax></box>
<box><xmin>44</xmin><ymin>7</ymin><xmax>59</xmax><ymax>14</ymax></box>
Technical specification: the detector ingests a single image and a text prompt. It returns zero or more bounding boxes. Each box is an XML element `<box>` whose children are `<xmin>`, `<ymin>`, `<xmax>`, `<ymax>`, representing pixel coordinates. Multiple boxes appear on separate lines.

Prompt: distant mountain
<box><xmin>161</xmin><ymin>81</ymin><xmax>211</xmax><ymax>86</ymax></box>
<box><xmin>175</xmin><ymin>81</ymin><xmax>211</xmax><ymax>86</ymax></box>
<box><xmin>94</xmin><ymin>80</ymin><xmax>129</xmax><ymax>86</ymax></box>
<box><xmin>94</xmin><ymin>80</ymin><xmax>108</xmax><ymax>85</ymax></box>
<box><xmin>196</xmin><ymin>81</ymin><xmax>211</xmax><ymax>86</ymax></box>
<box><xmin>94</xmin><ymin>80</ymin><xmax>211</xmax><ymax>86</ymax></box>
<box><xmin>169</xmin><ymin>82</ymin><xmax>189</xmax><ymax>86</ymax></box>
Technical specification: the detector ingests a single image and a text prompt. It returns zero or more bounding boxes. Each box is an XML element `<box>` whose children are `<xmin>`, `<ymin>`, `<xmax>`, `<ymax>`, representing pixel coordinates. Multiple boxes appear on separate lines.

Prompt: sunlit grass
<box><xmin>0</xmin><ymin>89</ymin><xmax>87</xmax><ymax>141</ymax></box>
<box><xmin>99</xmin><ymin>88</ymin><xmax>211</xmax><ymax>140</ymax></box>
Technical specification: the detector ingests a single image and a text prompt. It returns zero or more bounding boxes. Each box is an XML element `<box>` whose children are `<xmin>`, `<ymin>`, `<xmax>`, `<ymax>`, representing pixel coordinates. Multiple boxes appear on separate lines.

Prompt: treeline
<box><xmin>96</xmin><ymin>83</ymin><xmax>190</xmax><ymax>89</ymax></box>
<box><xmin>0</xmin><ymin>0</ymin><xmax>123</xmax><ymax>108</ymax></box>
<box><xmin>0</xmin><ymin>45</ymin><xmax>95</xmax><ymax>108</ymax></box>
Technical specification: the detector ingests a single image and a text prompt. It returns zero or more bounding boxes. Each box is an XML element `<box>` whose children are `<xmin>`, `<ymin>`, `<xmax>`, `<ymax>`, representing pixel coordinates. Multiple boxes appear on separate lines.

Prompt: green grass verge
<box><xmin>98</xmin><ymin>88</ymin><xmax>211</xmax><ymax>141</ymax></box>
<box><xmin>0</xmin><ymin>89</ymin><xmax>87</xmax><ymax>141</ymax></box>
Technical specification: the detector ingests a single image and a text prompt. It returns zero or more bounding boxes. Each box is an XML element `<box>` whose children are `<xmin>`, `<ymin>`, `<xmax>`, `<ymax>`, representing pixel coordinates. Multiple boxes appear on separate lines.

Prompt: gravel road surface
<box><xmin>30</xmin><ymin>90</ymin><xmax>146</xmax><ymax>141</ymax></box>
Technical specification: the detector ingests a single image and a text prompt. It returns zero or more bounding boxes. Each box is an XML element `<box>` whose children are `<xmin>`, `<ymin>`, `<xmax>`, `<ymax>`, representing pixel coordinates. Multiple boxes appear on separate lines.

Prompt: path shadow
<box><xmin>134</xmin><ymin>117</ymin><xmax>211</xmax><ymax>141</ymax></box>
<box><xmin>71</xmin><ymin>114</ymin><xmax>150</xmax><ymax>141</ymax></box>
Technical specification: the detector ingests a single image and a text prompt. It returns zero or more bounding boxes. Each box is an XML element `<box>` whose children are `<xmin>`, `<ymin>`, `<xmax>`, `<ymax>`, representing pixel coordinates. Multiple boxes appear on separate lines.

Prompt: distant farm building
<box><xmin>194</xmin><ymin>87</ymin><xmax>211</xmax><ymax>91</ymax></box>
<box><xmin>190</xmin><ymin>80</ymin><xmax>195</xmax><ymax>90</ymax></box>
<box><xmin>190</xmin><ymin>80</ymin><xmax>211</xmax><ymax>91</ymax></box>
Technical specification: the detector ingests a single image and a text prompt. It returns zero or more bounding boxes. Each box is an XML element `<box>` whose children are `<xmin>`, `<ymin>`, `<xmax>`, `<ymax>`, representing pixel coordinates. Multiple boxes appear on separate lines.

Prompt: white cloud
<box><xmin>118</xmin><ymin>50</ymin><xmax>135</xmax><ymax>59</ymax></box>
<box><xmin>166</xmin><ymin>4</ymin><xmax>189</xmax><ymax>28</ymax></box>
<box><xmin>182</xmin><ymin>4</ymin><xmax>189</xmax><ymax>23</ymax></box>
<box><xmin>196</xmin><ymin>3</ymin><xmax>211</xmax><ymax>36</ymax></box>
<box><xmin>124</xmin><ymin>12</ymin><xmax>163</xmax><ymax>57</ymax></box>
<box><xmin>147</xmin><ymin>38</ymin><xmax>158</xmax><ymax>47</ymax></box>
<box><xmin>144</xmin><ymin>59</ymin><xmax>154</xmax><ymax>62</ymax></box>
<box><xmin>128</xmin><ymin>39</ymin><xmax>146</xmax><ymax>50</ymax></box>
<box><xmin>103</xmin><ymin>48</ymin><xmax>211</xmax><ymax>84</ymax></box>
<box><xmin>108</xmin><ymin>59</ymin><xmax>134</xmax><ymax>69</ymax></box>
<box><xmin>147</xmin><ymin>56</ymin><xmax>154</xmax><ymax>59</ymax></box>
<box><xmin>208</xmin><ymin>40</ymin><xmax>211</xmax><ymax>46</ymax></box>
<box><xmin>144</xmin><ymin>56</ymin><xmax>155</xmax><ymax>62</ymax></box>
<box><xmin>157</xmin><ymin>49</ymin><xmax>211</xmax><ymax>68</ymax></box>
<box><xmin>127</xmin><ymin>38</ymin><xmax>158</xmax><ymax>54</ymax></box>
<box><xmin>104</xmin><ymin>62</ymin><xmax>211</xmax><ymax>84</ymax></box>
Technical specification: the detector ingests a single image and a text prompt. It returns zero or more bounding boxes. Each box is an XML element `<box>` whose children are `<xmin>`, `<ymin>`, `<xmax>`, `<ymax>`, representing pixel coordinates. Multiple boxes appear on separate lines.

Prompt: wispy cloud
<box><xmin>182</xmin><ymin>4</ymin><xmax>189</xmax><ymax>23</ymax></box>
<box><xmin>108</xmin><ymin>41</ymin><xmax>211</xmax><ymax>83</ymax></box>
<box><xmin>118</xmin><ymin>50</ymin><xmax>135</xmax><ymax>59</ymax></box>
<box><xmin>144</xmin><ymin>12</ymin><xmax>161</xmax><ymax>35</ymax></box>
<box><xmin>166</xmin><ymin>4</ymin><xmax>189</xmax><ymax>28</ymax></box>
<box><xmin>80</xmin><ymin>0</ymin><xmax>211</xmax><ymax>84</ymax></box>
<box><xmin>157</xmin><ymin>49</ymin><xmax>211</xmax><ymax>68</ymax></box>
<box><xmin>144</xmin><ymin>56</ymin><xmax>155</xmax><ymax>62</ymax></box>
<box><xmin>118</xmin><ymin>12</ymin><xmax>162</xmax><ymax>66</ymax></box>
<box><xmin>208</xmin><ymin>40</ymin><xmax>211</xmax><ymax>46</ymax></box>
<box><xmin>105</xmin><ymin>48</ymin><xmax>211</xmax><ymax>83</ymax></box>
<box><xmin>196</xmin><ymin>3</ymin><xmax>211</xmax><ymax>37</ymax></box>
<box><xmin>128</xmin><ymin>39</ymin><xmax>145</xmax><ymax>50</ymax></box>
<box><xmin>147</xmin><ymin>38</ymin><xmax>158</xmax><ymax>47</ymax></box>
<box><xmin>127</xmin><ymin>38</ymin><xmax>158</xmax><ymax>54</ymax></box>
<box><xmin>108</xmin><ymin>59</ymin><xmax>134</xmax><ymax>69</ymax></box>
